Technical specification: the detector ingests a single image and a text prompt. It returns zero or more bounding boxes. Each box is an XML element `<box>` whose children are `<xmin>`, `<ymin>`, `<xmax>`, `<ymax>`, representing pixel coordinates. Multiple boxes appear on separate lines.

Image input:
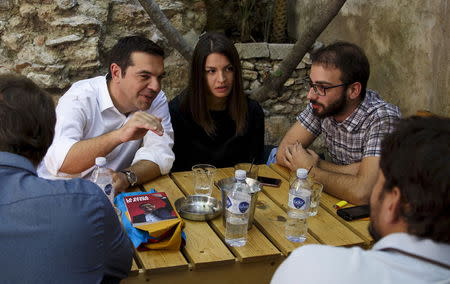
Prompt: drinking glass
<box><xmin>309</xmin><ymin>181</ymin><xmax>323</xmax><ymax>216</ymax></box>
<box><xmin>192</xmin><ymin>164</ymin><xmax>216</xmax><ymax>196</ymax></box>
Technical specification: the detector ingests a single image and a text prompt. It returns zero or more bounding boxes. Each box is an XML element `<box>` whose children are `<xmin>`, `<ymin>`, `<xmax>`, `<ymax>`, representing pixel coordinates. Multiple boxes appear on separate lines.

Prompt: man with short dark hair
<box><xmin>272</xmin><ymin>116</ymin><xmax>450</xmax><ymax>283</ymax></box>
<box><xmin>0</xmin><ymin>74</ymin><xmax>133</xmax><ymax>282</ymax></box>
<box><xmin>38</xmin><ymin>35</ymin><xmax>174</xmax><ymax>192</ymax></box>
<box><xmin>277</xmin><ymin>42</ymin><xmax>400</xmax><ymax>204</ymax></box>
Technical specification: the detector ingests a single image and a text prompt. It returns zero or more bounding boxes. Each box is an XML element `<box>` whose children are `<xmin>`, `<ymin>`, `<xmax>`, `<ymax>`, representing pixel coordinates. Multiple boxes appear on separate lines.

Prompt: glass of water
<box><xmin>192</xmin><ymin>164</ymin><xmax>216</xmax><ymax>196</ymax></box>
<box><xmin>309</xmin><ymin>181</ymin><xmax>323</xmax><ymax>216</ymax></box>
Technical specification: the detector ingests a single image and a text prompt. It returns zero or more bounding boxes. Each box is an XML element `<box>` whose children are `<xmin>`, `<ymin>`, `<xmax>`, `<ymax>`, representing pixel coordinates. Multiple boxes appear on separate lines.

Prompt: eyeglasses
<box><xmin>305</xmin><ymin>80</ymin><xmax>348</xmax><ymax>96</ymax></box>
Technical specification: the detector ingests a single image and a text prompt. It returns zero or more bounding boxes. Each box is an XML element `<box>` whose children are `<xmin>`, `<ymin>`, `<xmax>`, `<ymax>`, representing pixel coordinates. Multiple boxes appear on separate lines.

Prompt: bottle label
<box><xmin>288</xmin><ymin>190</ymin><xmax>311</xmax><ymax>210</ymax></box>
<box><xmin>226</xmin><ymin>193</ymin><xmax>251</xmax><ymax>214</ymax></box>
<box><xmin>103</xmin><ymin>184</ymin><xmax>113</xmax><ymax>196</ymax></box>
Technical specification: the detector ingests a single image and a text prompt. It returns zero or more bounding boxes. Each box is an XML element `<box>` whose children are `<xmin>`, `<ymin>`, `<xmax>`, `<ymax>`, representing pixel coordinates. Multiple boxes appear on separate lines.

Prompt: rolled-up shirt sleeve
<box><xmin>43</xmin><ymin>95</ymin><xmax>91</xmax><ymax>177</ymax></box>
<box><xmin>132</xmin><ymin>92</ymin><xmax>175</xmax><ymax>175</ymax></box>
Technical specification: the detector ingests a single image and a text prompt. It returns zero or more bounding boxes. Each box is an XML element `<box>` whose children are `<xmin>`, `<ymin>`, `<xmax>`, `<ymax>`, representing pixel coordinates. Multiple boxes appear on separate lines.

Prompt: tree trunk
<box><xmin>271</xmin><ymin>0</ymin><xmax>287</xmax><ymax>43</ymax></box>
<box><xmin>251</xmin><ymin>0</ymin><xmax>347</xmax><ymax>101</ymax></box>
<box><xmin>137</xmin><ymin>0</ymin><xmax>194</xmax><ymax>62</ymax></box>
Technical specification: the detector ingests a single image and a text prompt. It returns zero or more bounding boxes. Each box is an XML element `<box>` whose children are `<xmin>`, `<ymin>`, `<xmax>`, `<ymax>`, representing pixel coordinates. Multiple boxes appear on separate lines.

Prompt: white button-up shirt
<box><xmin>38</xmin><ymin>76</ymin><xmax>174</xmax><ymax>179</ymax></box>
<box><xmin>271</xmin><ymin>233</ymin><xmax>450</xmax><ymax>284</ymax></box>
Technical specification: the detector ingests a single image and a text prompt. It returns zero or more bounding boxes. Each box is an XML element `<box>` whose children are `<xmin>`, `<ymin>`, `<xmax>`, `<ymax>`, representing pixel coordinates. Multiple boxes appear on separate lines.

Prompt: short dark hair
<box><xmin>311</xmin><ymin>41</ymin><xmax>370</xmax><ymax>99</ymax></box>
<box><xmin>181</xmin><ymin>32</ymin><xmax>247</xmax><ymax>136</ymax></box>
<box><xmin>380</xmin><ymin>116</ymin><xmax>450</xmax><ymax>244</ymax></box>
<box><xmin>0</xmin><ymin>74</ymin><xmax>56</xmax><ymax>165</ymax></box>
<box><xmin>106</xmin><ymin>35</ymin><xmax>165</xmax><ymax>80</ymax></box>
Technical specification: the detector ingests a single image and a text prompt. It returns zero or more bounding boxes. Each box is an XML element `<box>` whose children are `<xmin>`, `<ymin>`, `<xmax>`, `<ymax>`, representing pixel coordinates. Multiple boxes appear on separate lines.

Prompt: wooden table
<box><xmin>123</xmin><ymin>164</ymin><xmax>372</xmax><ymax>284</ymax></box>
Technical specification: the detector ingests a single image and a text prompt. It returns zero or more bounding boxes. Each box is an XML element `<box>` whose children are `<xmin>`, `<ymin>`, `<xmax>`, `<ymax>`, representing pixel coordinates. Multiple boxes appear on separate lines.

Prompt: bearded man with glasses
<box><xmin>277</xmin><ymin>41</ymin><xmax>401</xmax><ymax>205</ymax></box>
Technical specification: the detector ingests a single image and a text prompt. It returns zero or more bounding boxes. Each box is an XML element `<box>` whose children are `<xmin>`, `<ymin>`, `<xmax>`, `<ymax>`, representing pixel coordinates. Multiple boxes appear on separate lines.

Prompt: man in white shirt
<box><xmin>38</xmin><ymin>36</ymin><xmax>175</xmax><ymax>192</ymax></box>
<box><xmin>271</xmin><ymin>116</ymin><xmax>450</xmax><ymax>283</ymax></box>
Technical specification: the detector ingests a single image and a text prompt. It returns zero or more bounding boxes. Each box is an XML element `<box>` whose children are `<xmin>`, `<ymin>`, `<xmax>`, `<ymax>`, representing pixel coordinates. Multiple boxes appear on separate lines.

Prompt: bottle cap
<box><xmin>296</xmin><ymin>168</ymin><xmax>308</xmax><ymax>179</ymax></box>
<box><xmin>235</xmin><ymin>169</ymin><xmax>247</xmax><ymax>180</ymax></box>
<box><xmin>95</xmin><ymin>157</ymin><xmax>106</xmax><ymax>166</ymax></box>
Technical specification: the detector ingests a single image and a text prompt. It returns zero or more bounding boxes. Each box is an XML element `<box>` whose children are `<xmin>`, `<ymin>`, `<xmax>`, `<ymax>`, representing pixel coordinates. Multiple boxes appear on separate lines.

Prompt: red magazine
<box><xmin>124</xmin><ymin>192</ymin><xmax>177</xmax><ymax>226</ymax></box>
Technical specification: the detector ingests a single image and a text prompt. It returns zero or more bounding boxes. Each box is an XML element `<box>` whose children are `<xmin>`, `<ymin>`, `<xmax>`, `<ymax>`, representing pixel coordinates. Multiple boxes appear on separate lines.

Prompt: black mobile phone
<box><xmin>257</xmin><ymin>176</ymin><xmax>282</xmax><ymax>187</ymax></box>
<box><xmin>337</xmin><ymin>205</ymin><xmax>370</xmax><ymax>221</ymax></box>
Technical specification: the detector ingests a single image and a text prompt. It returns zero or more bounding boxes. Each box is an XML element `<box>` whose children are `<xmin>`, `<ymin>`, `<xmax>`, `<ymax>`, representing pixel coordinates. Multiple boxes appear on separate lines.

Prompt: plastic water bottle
<box><xmin>91</xmin><ymin>157</ymin><xmax>115</xmax><ymax>205</ymax></box>
<box><xmin>225</xmin><ymin>170</ymin><xmax>252</xmax><ymax>247</ymax></box>
<box><xmin>285</xmin><ymin>168</ymin><xmax>311</xmax><ymax>242</ymax></box>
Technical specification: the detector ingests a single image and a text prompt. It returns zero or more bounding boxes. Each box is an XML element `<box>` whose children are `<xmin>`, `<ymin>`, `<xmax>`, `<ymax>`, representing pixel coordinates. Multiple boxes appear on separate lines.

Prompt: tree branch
<box><xmin>251</xmin><ymin>0</ymin><xmax>347</xmax><ymax>101</ymax></box>
<box><xmin>137</xmin><ymin>0</ymin><xmax>194</xmax><ymax>61</ymax></box>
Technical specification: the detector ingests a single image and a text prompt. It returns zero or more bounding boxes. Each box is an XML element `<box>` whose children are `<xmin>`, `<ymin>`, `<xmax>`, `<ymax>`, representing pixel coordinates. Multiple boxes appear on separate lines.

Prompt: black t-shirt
<box><xmin>169</xmin><ymin>94</ymin><xmax>265</xmax><ymax>172</ymax></box>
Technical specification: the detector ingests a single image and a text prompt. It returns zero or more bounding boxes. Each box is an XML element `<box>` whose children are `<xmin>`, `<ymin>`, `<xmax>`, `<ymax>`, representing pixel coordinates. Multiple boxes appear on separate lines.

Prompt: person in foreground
<box><xmin>0</xmin><ymin>75</ymin><xmax>133</xmax><ymax>282</ymax></box>
<box><xmin>169</xmin><ymin>32</ymin><xmax>265</xmax><ymax>171</ymax></box>
<box><xmin>271</xmin><ymin>116</ymin><xmax>450</xmax><ymax>283</ymax></box>
<box><xmin>38</xmin><ymin>35</ymin><xmax>174</xmax><ymax>192</ymax></box>
<box><xmin>277</xmin><ymin>42</ymin><xmax>400</xmax><ymax>205</ymax></box>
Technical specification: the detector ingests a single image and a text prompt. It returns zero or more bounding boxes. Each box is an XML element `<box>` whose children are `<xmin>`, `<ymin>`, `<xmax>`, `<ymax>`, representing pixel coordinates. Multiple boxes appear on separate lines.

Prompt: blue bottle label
<box><xmin>239</xmin><ymin>201</ymin><xmax>250</xmax><ymax>213</ymax></box>
<box><xmin>288</xmin><ymin>190</ymin><xmax>311</xmax><ymax>210</ymax></box>
<box><xmin>104</xmin><ymin>184</ymin><xmax>112</xmax><ymax>195</ymax></box>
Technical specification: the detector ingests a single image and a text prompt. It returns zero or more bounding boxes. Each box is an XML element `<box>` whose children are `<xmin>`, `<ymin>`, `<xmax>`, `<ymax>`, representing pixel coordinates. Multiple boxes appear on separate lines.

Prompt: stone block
<box><xmin>2</xmin><ymin>33</ymin><xmax>24</xmax><ymax>51</ymax></box>
<box><xmin>56</xmin><ymin>0</ymin><xmax>77</xmax><ymax>10</ymax></box>
<box><xmin>19</xmin><ymin>4</ymin><xmax>37</xmax><ymax>18</ymax></box>
<box><xmin>50</xmin><ymin>15</ymin><xmax>101</xmax><ymax>27</ymax></box>
<box><xmin>242</xmin><ymin>69</ymin><xmax>258</xmax><ymax>81</ymax></box>
<box><xmin>249</xmin><ymin>80</ymin><xmax>261</xmax><ymax>90</ymax></box>
<box><xmin>296</xmin><ymin>61</ymin><xmax>306</xmax><ymax>69</ymax></box>
<box><xmin>284</xmin><ymin>78</ymin><xmax>295</xmax><ymax>87</ymax></box>
<box><xmin>302</xmin><ymin>53</ymin><xmax>312</xmax><ymax>65</ymax></box>
<box><xmin>26</xmin><ymin>72</ymin><xmax>53</xmax><ymax>88</ymax></box>
<box><xmin>235</xmin><ymin>43</ymin><xmax>269</xmax><ymax>59</ymax></box>
<box><xmin>268</xmin><ymin>43</ymin><xmax>294</xmax><ymax>60</ymax></box>
<box><xmin>45</xmin><ymin>34</ymin><xmax>83</xmax><ymax>47</ymax></box>
<box><xmin>241</xmin><ymin>61</ymin><xmax>254</xmax><ymax>70</ymax></box>
<box><xmin>0</xmin><ymin>0</ymin><xmax>13</xmax><ymax>10</ymax></box>
<box><xmin>45</xmin><ymin>64</ymin><xmax>65</xmax><ymax>73</ymax></box>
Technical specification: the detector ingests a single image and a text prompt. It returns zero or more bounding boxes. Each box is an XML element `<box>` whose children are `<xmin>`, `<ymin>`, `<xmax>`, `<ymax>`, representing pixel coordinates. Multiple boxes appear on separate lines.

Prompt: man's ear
<box><xmin>110</xmin><ymin>63</ymin><xmax>122</xmax><ymax>81</ymax></box>
<box><xmin>386</xmin><ymin>186</ymin><xmax>402</xmax><ymax>223</ymax></box>
<box><xmin>347</xmin><ymin>82</ymin><xmax>362</xmax><ymax>100</ymax></box>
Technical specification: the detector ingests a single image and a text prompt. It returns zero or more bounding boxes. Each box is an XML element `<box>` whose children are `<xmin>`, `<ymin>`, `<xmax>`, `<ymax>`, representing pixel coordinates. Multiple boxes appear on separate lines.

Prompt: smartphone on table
<box><xmin>257</xmin><ymin>176</ymin><xmax>282</xmax><ymax>187</ymax></box>
<box><xmin>337</xmin><ymin>205</ymin><xmax>370</xmax><ymax>221</ymax></box>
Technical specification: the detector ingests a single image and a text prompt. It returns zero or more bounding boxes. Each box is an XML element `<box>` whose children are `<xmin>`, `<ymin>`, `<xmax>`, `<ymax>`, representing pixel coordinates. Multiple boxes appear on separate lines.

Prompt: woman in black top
<box><xmin>169</xmin><ymin>32</ymin><xmax>265</xmax><ymax>172</ymax></box>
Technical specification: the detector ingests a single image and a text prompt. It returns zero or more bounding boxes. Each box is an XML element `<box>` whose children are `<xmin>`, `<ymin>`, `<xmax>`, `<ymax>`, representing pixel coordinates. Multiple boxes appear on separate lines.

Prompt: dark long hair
<box><xmin>0</xmin><ymin>74</ymin><xmax>56</xmax><ymax>166</ymax></box>
<box><xmin>181</xmin><ymin>32</ymin><xmax>247</xmax><ymax>136</ymax></box>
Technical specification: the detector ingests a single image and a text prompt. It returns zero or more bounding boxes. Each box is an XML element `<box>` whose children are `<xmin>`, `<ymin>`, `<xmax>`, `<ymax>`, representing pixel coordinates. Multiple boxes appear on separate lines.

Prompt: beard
<box><xmin>368</xmin><ymin>221</ymin><xmax>383</xmax><ymax>243</ymax></box>
<box><xmin>310</xmin><ymin>92</ymin><xmax>347</xmax><ymax>118</ymax></box>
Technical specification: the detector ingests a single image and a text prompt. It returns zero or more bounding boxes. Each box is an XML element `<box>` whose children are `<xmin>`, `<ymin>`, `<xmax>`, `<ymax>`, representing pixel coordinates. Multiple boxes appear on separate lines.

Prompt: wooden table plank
<box><xmin>171</xmin><ymin>169</ymin><xmax>282</xmax><ymax>263</ymax></box>
<box><xmin>269</xmin><ymin>163</ymin><xmax>373</xmax><ymax>246</ymax></box>
<box><xmin>260</xmin><ymin>165</ymin><xmax>365</xmax><ymax>247</ymax></box>
<box><xmin>143</xmin><ymin>175</ymin><xmax>235</xmax><ymax>269</ymax></box>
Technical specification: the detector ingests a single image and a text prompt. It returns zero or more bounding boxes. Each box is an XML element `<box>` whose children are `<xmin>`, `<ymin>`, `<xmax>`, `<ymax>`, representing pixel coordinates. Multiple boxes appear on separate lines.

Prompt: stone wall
<box><xmin>290</xmin><ymin>0</ymin><xmax>450</xmax><ymax>117</ymax></box>
<box><xmin>0</xmin><ymin>0</ymin><xmax>206</xmax><ymax>99</ymax></box>
<box><xmin>0</xmin><ymin>0</ymin><xmax>314</xmax><ymax>147</ymax></box>
<box><xmin>236</xmin><ymin>42</ymin><xmax>311</xmax><ymax>145</ymax></box>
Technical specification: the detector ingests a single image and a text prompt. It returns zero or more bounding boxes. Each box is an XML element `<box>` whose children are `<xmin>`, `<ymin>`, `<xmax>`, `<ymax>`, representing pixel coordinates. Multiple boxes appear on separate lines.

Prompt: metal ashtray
<box><xmin>175</xmin><ymin>195</ymin><xmax>223</xmax><ymax>221</ymax></box>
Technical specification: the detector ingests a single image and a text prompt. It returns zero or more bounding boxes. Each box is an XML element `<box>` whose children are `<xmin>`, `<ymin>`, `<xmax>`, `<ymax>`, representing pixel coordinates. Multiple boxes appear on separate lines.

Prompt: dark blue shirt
<box><xmin>0</xmin><ymin>152</ymin><xmax>133</xmax><ymax>283</ymax></box>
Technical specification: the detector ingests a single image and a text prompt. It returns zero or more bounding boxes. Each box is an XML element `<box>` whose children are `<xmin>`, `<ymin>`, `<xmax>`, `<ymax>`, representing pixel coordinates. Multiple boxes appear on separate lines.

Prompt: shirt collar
<box><xmin>0</xmin><ymin>151</ymin><xmax>37</xmax><ymax>175</ymax></box>
<box><xmin>98</xmin><ymin>75</ymin><xmax>116</xmax><ymax>113</ymax></box>
<box><xmin>335</xmin><ymin>89</ymin><xmax>380</xmax><ymax>132</ymax></box>
<box><xmin>373</xmin><ymin>232</ymin><xmax>450</xmax><ymax>267</ymax></box>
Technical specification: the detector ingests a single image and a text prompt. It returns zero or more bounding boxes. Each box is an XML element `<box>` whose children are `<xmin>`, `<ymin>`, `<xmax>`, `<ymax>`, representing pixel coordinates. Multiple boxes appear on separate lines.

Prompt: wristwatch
<box><xmin>120</xmin><ymin>169</ymin><xmax>137</xmax><ymax>187</ymax></box>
